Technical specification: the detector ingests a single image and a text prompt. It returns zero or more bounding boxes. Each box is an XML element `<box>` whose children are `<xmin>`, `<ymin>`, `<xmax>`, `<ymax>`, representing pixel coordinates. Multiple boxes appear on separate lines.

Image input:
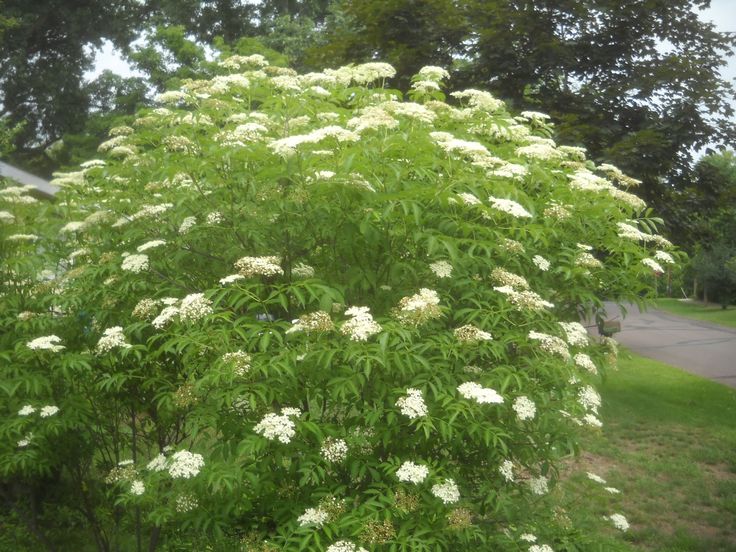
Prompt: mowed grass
<box><xmin>559</xmin><ymin>352</ymin><xmax>736</xmax><ymax>551</ymax></box>
<box><xmin>654</xmin><ymin>298</ymin><xmax>736</xmax><ymax>329</ymax></box>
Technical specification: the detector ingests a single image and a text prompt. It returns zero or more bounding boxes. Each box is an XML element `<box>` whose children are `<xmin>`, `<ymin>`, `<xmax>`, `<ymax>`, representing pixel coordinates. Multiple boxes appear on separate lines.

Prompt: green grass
<box><xmin>560</xmin><ymin>352</ymin><xmax>736</xmax><ymax>551</ymax></box>
<box><xmin>653</xmin><ymin>298</ymin><xmax>736</xmax><ymax>329</ymax></box>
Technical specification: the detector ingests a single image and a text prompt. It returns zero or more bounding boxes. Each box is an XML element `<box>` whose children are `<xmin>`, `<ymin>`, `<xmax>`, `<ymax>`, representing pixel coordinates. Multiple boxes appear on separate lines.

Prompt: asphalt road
<box><xmin>592</xmin><ymin>302</ymin><xmax>736</xmax><ymax>387</ymax></box>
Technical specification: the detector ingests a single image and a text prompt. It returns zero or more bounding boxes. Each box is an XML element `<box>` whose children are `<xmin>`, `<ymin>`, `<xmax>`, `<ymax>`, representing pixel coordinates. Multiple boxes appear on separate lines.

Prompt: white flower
<box><xmin>221</xmin><ymin>351</ymin><xmax>251</xmax><ymax>376</ymax></box>
<box><xmin>499</xmin><ymin>460</ymin><xmax>515</xmax><ymax>482</ymax></box>
<box><xmin>654</xmin><ymin>250</ymin><xmax>675</xmax><ymax>264</ymax></box>
<box><xmin>583</xmin><ymin>413</ymin><xmax>603</xmax><ymax>427</ymax></box>
<box><xmin>558</xmin><ymin>321</ymin><xmax>589</xmax><ymax>347</ymax></box>
<box><xmin>152</xmin><ymin>306</ymin><xmax>179</xmax><ymax>329</ymax></box>
<box><xmin>18</xmin><ymin>405</ymin><xmax>35</xmax><ymax>416</ymax></box>
<box><xmin>60</xmin><ymin>221</ymin><xmax>86</xmax><ymax>233</ymax></box>
<box><xmin>574</xmin><ymin>353</ymin><xmax>598</xmax><ymax>374</ymax></box>
<box><xmin>606</xmin><ymin>513</ymin><xmax>629</xmax><ymax>531</ymax></box>
<box><xmin>513</xmin><ymin>396</ymin><xmax>536</xmax><ymax>421</ymax></box>
<box><xmin>529</xmin><ymin>545</ymin><xmax>554</xmax><ymax>552</ymax></box>
<box><xmin>429</xmin><ymin>260</ymin><xmax>453</xmax><ymax>278</ymax></box>
<box><xmin>431</xmin><ymin>478</ymin><xmax>460</xmax><ymax>504</ymax></box>
<box><xmin>27</xmin><ymin>335</ymin><xmax>65</xmax><ymax>352</ymax></box>
<box><xmin>17</xmin><ymin>434</ymin><xmax>32</xmax><ymax>447</ymax></box>
<box><xmin>96</xmin><ymin>326</ymin><xmax>131</xmax><ymax>353</ymax></box>
<box><xmin>130</xmin><ymin>480</ymin><xmax>145</xmax><ymax>495</ymax></box>
<box><xmin>121</xmin><ymin>254</ymin><xmax>149</xmax><ymax>273</ymax></box>
<box><xmin>235</xmin><ymin>256</ymin><xmax>283</xmax><ymax>278</ymax></box>
<box><xmin>532</xmin><ymin>255</ymin><xmax>550</xmax><ymax>271</ymax></box>
<box><xmin>298</xmin><ymin>507</ymin><xmax>330</xmax><ymax>527</ymax></box>
<box><xmin>321</xmin><ymin>438</ymin><xmax>348</xmax><ymax>462</ymax></box>
<box><xmin>206</xmin><ymin>211</ymin><xmax>223</xmax><ymax>224</ymax></box>
<box><xmin>136</xmin><ymin>240</ymin><xmax>166</xmax><ymax>252</ymax></box>
<box><xmin>587</xmin><ymin>472</ymin><xmax>607</xmax><ymax>484</ymax></box>
<box><xmin>341</xmin><ymin>306</ymin><xmax>382</xmax><ymax>341</ymax></box>
<box><xmin>146</xmin><ymin>454</ymin><xmax>168</xmax><ymax>472</ymax></box>
<box><xmin>292</xmin><ymin>262</ymin><xmax>315</xmax><ymax>278</ymax></box>
<box><xmin>528</xmin><ymin>331</ymin><xmax>570</xmax><ymax>359</ymax></box>
<box><xmin>578</xmin><ymin>385</ymin><xmax>601</xmax><ymax>413</ymax></box>
<box><xmin>175</xmin><ymin>494</ymin><xmax>198</xmax><ymax>512</ymax></box>
<box><xmin>396</xmin><ymin>388</ymin><xmax>428</xmax><ymax>419</ymax></box>
<box><xmin>178</xmin><ymin>293</ymin><xmax>213</xmax><ymax>323</ymax></box>
<box><xmin>457</xmin><ymin>382</ymin><xmax>504</xmax><ymax>405</ymax></box>
<box><xmin>254</xmin><ymin>413</ymin><xmax>296</xmax><ymax>443</ymax></box>
<box><xmin>167</xmin><ymin>450</ymin><xmax>205</xmax><ymax>479</ymax></box>
<box><xmin>642</xmin><ymin>258</ymin><xmax>664</xmax><ymax>274</ymax></box>
<box><xmin>39</xmin><ymin>405</ymin><xmax>60</xmax><ymax>418</ymax></box>
<box><xmin>179</xmin><ymin>216</ymin><xmax>197</xmax><ymax>234</ymax></box>
<box><xmin>605</xmin><ymin>487</ymin><xmax>621</xmax><ymax>494</ymax></box>
<box><xmin>454</xmin><ymin>325</ymin><xmax>493</xmax><ymax>343</ymax></box>
<box><xmin>520</xmin><ymin>533</ymin><xmax>537</xmax><ymax>543</ymax></box>
<box><xmin>529</xmin><ymin>475</ymin><xmax>548</xmax><ymax>495</ymax></box>
<box><xmin>219</xmin><ymin>274</ymin><xmax>245</xmax><ymax>285</ymax></box>
<box><xmin>488</xmin><ymin>196</ymin><xmax>533</xmax><ymax>218</ymax></box>
<box><xmin>396</xmin><ymin>461</ymin><xmax>429</xmax><ymax>484</ymax></box>
<box><xmin>325</xmin><ymin>541</ymin><xmax>368</xmax><ymax>552</ymax></box>
<box><xmin>417</xmin><ymin>65</ymin><xmax>450</xmax><ymax>81</ymax></box>
<box><xmin>457</xmin><ymin>192</ymin><xmax>481</xmax><ymax>206</ymax></box>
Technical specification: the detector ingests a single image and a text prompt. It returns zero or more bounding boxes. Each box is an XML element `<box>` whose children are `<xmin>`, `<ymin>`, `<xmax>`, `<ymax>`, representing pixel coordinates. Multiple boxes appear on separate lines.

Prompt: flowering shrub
<box><xmin>0</xmin><ymin>55</ymin><xmax>673</xmax><ymax>550</ymax></box>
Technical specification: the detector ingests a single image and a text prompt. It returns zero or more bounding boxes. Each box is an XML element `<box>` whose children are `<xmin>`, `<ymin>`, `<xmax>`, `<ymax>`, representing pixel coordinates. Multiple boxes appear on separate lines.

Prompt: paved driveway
<box><xmin>595</xmin><ymin>302</ymin><xmax>736</xmax><ymax>388</ymax></box>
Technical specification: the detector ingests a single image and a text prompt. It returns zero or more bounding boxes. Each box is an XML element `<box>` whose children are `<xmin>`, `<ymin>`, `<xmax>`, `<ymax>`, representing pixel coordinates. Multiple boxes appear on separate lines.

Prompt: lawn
<box><xmin>653</xmin><ymin>298</ymin><xmax>736</xmax><ymax>329</ymax></box>
<box><xmin>560</xmin><ymin>352</ymin><xmax>736</xmax><ymax>551</ymax></box>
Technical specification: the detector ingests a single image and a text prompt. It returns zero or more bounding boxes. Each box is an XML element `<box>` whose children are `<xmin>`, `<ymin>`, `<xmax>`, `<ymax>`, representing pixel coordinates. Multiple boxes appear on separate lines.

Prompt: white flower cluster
<box><xmin>325</xmin><ymin>541</ymin><xmax>368</xmax><ymax>552</ymax></box>
<box><xmin>26</xmin><ymin>335</ymin><xmax>65</xmax><ymax>352</ymax></box>
<box><xmin>417</xmin><ymin>65</ymin><xmax>450</xmax><ymax>81</ymax></box>
<box><xmin>341</xmin><ymin>306</ymin><xmax>382</xmax><ymax>341</ymax></box>
<box><xmin>457</xmin><ymin>382</ymin><xmax>504</xmax><ymax>404</ymax></box>
<box><xmin>494</xmin><ymin>285</ymin><xmax>554</xmax><ymax>312</ymax></box>
<box><xmin>18</xmin><ymin>405</ymin><xmax>35</xmax><ymax>416</ymax></box>
<box><xmin>286</xmin><ymin>311</ymin><xmax>334</xmax><ymax>334</ymax></box>
<box><xmin>574</xmin><ymin>353</ymin><xmax>598</xmax><ymax>374</ymax></box>
<box><xmin>167</xmin><ymin>450</ymin><xmax>205</xmax><ymax>479</ymax></box>
<box><xmin>488</xmin><ymin>196</ymin><xmax>533</xmax><ymax>218</ymax></box>
<box><xmin>130</xmin><ymin>480</ymin><xmax>145</xmax><ymax>495</ymax></box>
<box><xmin>513</xmin><ymin>396</ymin><xmax>536</xmax><ymax>421</ymax></box>
<box><xmin>269</xmin><ymin>125</ymin><xmax>360</xmax><ymax>156</ymax></box>
<box><xmin>221</xmin><ymin>351</ymin><xmax>251</xmax><ymax>376</ymax></box>
<box><xmin>429</xmin><ymin>260</ymin><xmax>453</xmax><ymax>278</ymax></box>
<box><xmin>457</xmin><ymin>191</ymin><xmax>482</xmax><ymax>205</ymax></box>
<box><xmin>176</xmin><ymin>494</ymin><xmax>199</xmax><ymax>513</ymax></box>
<box><xmin>558</xmin><ymin>321</ymin><xmax>589</xmax><ymax>347</ymax></box>
<box><xmin>641</xmin><ymin>258</ymin><xmax>664</xmax><ymax>274</ymax></box>
<box><xmin>576</xmin><ymin>251</ymin><xmax>602</xmax><ymax>268</ymax></box>
<box><xmin>450</xmin><ymin>89</ymin><xmax>504</xmax><ymax>112</ymax></box>
<box><xmin>578</xmin><ymin>385</ymin><xmax>601</xmax><ymax>413</ymax></box>
<box><xmin>654</xmin><ymin>250</ymin><xmax>675</xmax><ymax>264</ymax></box>
<box><xmin>298</xmin><ymin>506</ymin><xmax>330</xmax><ymax>527</ymax></box>
<box><xmin>431</xmin><ymin>478</ymin><xmax>460</xmax><ymax>504</ymax></box>
<box><xmin>292</xmin><ymin>262</ymin><xmax>315</xmax><ymax>278</ymax></box>
<box><xmin>219</xmin><ymin>274</ymin><xmax>245</xmax><ymax>285</ymax></box>
<box><xmin>321</xmin><ymin>437</ymin><xmax>349</xmax><ymax>463</ymax></box>
<box><xmin>499</xmin><ymin>460</ymin><xmax>515</xmax><ymax>482</ymax></box>
<box><xmin>491</xmin><ymin>267</ymin><xmax>529</xmax><ymax>289</ymax></box>
<box><xmin>520</xmin><ymin>533</ymin><xmax>537</xmax><ymax>542</ymax></box>
<box><xmin>529</xmin><ymin>475</ymin><xmax>549</xmax><ymax>495</ymax></box>
<box><xmin>529</xmin><ymin>545</ymin><xmax>554</xmax><ymax>552</ymax></box>
<box><xmin>121</xmin><ymin>254</ymin><xmax>149</xmax><ymax>273</ymax></box>
<box><xmin>515</xmin><ymin>143</ymin><xmax>564</xmax><ymax>160</ymax></box>
<box><xmin>606</xmin><ymin>513</ymin><xmax>630</xmax><ymax>531</ymax></box>
<box><xmin>616</xmin><ymin>221</ymin><xmax>671</xmax><ymax>247</ymax></box>
<box><xmin>254</xmin><ymin>409</ymin><xmax>300</xmax><ymax>443</ymax></box>
<box><xmin>532</xmin><ymin>255</ymin><xmax>550</xmax><ymax>271</ymax></box>
<box><xmin>179</xmin><ymin>216</ymin><xmax>197</xmax><ymax>234</ymax></box>
<box><xmin>234</xmin><ymin>255</ymin><xmax>283</xmax><ymax>277</ymax></box>
<box><xmin>178</xmin><ymin>293</ymin><xmax>213</xmax><ymax>323</ymax></box>
<box><xmin>146</xmin><ymin>454</ymin><xmax>167</xmax><ymax>472</ymax></box>
<box><xmin>396</xmin><ymin>388</ymin><xmax>428</xmax><ymax>419</ymax></box>
<box><xmin>396</xmin><ymin>461</ymin><xmax>429</xmax><ymax>484</ymax></box>
<box><xmin>528</xmin><ymin>331</ymin><xmax>570</xmax><ymax>360</ymax></box>
<box><xmin>136</xmin><ymin>239</ymin><xmax>166</xmax><ymax>252</ymax></box>
<box><xmin>587</xmin><ymin>472</ymin><xmax>606</xmax><ymax>484</ymax></box>
<box><xmin>395</xmin><ymin>288</ymin><xmax>442</xmax><ymax>326</ymax></box>
<box><xmin>96</xmin><ymin>326</ymin><xmax>131</xmax><ymax>353</ymax></box>
<box><xmin>454</xmin><ymin>324</ymin><xmax>493</xmax><ymax>343</ymax></box>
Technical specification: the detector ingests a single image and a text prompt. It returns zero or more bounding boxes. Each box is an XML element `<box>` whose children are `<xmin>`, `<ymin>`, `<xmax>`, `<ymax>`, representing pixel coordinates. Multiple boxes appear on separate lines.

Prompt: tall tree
<box><xmin>0</xmin><ymin>1</ymin><xmax>147</xmax><ymax>172</ymax></box>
